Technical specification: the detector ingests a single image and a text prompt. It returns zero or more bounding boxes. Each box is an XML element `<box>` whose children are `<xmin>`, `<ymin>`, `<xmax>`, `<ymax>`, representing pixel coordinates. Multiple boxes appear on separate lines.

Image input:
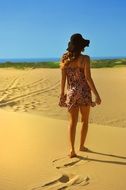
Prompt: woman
<box><xmin>59</xmin><ymin>33</ymin><xmax>101</xmax><ymax>158</ymax></box>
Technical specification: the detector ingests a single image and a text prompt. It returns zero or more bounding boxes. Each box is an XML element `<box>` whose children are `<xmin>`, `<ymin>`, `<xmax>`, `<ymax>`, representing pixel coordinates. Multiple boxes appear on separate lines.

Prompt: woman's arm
<box><xmin>60</xmin><ymin>68</ymin><xmax>66</xmax><ymax>96</ymax></box>
<box><xmin>84</xmin><ymin>56</ymin><xmax>101</xmax><ymax>104</ymax></box>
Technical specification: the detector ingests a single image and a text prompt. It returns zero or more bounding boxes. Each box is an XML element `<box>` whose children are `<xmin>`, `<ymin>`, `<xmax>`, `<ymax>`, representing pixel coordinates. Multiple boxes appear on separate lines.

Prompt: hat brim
<box><xmin>82</xmin><ymin>39</ymin><xmax>90</xmax><ymax>47</ymax></box>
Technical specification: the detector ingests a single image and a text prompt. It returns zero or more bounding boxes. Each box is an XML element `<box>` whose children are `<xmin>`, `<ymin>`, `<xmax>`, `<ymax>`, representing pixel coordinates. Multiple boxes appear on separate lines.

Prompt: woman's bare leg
<box><xmin>68</xmin><ymin>106</ymin><xmax>79</xmax><ymax>157</ymax></box>
<box><xmin>79</xmin><ymin>105</ymin><xmax>90</xmax><ymax>151</ymax></box>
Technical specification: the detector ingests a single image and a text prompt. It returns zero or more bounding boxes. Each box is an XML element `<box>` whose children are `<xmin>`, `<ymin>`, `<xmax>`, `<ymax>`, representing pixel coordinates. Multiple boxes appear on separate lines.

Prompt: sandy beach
<box><xmin>0</xmin><ymin>67</ymin><xmax>126</xmax><ymax>190</ymax></box>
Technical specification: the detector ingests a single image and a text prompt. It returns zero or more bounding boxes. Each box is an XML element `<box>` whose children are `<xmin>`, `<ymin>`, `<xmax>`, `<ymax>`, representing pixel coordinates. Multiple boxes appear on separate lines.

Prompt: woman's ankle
<box><xmin>70</xmin><ymin>148</ymin><xmax>75</xmax><ymax>153</ymax></box>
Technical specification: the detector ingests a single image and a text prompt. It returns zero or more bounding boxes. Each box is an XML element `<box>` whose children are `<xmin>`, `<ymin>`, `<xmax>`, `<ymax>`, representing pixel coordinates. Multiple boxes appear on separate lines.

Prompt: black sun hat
<box><xmin>67</xmin><ymin>33</ymin><xmax>90</xmax><ymax>51</ymax></box>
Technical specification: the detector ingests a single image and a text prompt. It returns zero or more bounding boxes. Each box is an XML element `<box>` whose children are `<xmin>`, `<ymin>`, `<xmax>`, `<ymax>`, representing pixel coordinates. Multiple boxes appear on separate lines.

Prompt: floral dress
<box><xmin>59</xmin><ymin>65</ymin><xmax>92</xmax><ymax>111</ymax></box>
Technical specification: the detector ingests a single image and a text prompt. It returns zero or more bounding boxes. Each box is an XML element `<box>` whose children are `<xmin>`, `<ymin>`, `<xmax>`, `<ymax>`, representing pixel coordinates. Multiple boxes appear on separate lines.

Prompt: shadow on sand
<box><xmin>76</xmin><ymin>149</ymin><xmax>126</xmax><ymax>166</ymax></box>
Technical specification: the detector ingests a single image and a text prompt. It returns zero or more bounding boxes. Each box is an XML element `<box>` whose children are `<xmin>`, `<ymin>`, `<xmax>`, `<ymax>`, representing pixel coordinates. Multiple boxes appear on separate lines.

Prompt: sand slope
<box><xmin>0</xmin><ymin>68</ymin><xmax>126</xmax><ymax>127</ymax></box>
<box><xmin>0</xmin><ymin>67</ymin><xmax>126</xmax><ymax>189</ymax></box>
<box><xmin>0</xmin><ymin>109</ymin><xmax>126</xmax><ymax>190</ymax></box>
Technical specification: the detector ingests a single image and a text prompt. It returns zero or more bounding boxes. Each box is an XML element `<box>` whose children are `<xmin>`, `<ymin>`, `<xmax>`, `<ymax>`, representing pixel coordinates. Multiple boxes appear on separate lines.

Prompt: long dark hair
<box><xmin>60</xmin><ymin>49</ymin><xmax>82</xmax><ymax>69</ymax></box>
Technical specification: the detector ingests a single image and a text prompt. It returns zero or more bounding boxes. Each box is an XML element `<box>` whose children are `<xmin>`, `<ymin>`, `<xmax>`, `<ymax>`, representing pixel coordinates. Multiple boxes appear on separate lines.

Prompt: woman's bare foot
<box><xmin>79</xmin><ymin>146</ymin><xmax>89</xmax><ymax>152</ymax></box>
<box><xmin>69</xmin><ymin>150</ymin><xmax>77</xmax><ymax>158</ymax></box>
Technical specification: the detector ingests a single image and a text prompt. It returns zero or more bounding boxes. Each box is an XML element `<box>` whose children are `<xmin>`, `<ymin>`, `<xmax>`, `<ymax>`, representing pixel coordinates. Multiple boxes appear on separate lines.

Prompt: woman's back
<box><xmin>65</xmin><ymin>54</ymin><xmax>85</xmax><ymax>68</ymax></box>
<box><xmin>61</xmin><ymin>54</ymin><xmax>92</xmax><ymax>110</ymax></box>
<box><xmin>65</xmin><ymin>55</ymin><xmax>89</xmax><ymax>89</ymax></box>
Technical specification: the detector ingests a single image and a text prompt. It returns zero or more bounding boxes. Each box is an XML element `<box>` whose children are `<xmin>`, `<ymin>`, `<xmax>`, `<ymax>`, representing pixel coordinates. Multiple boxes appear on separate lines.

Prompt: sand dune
<box><xmin>0</xmin><ymin>109</ymin><xmax>126</xmax><ymax>190</ymax></box>
<box><xmin>0</xmin><ymin>67</ymin><xmax>126</xmax><ymax>127</ymax></box>
<box><xmin>0</xmin><ymin>67</ymin><xmax>126</xmax><ymax>190</ymax></box>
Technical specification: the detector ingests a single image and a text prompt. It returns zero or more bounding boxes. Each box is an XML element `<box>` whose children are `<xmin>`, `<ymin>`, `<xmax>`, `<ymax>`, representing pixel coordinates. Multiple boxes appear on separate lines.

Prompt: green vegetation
<box><xmin>0</xmin><ymin>61</ymin><xmax>60</xmax><ymax>69</ymax></box>
<box><xmin>90</xmin><ymin>58</ymin><xmax>126</xmax><ymax>68</ymax></box>
<box><xmin>0</xmin><ymin>58</ymin><xmax>126</xmax><ymax>69</ymax></box>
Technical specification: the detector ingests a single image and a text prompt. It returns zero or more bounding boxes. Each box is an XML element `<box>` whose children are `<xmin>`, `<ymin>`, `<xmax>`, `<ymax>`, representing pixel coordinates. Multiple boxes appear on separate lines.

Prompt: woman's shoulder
<box><xmin>80</xmin><ymin>54</ymin><xmax>90</xmax><ymax>67</ymax></box>
<box><xmin>80</xmin><ymin>54</ymin><xmax>90</xmax><ymax>60</ymax></box>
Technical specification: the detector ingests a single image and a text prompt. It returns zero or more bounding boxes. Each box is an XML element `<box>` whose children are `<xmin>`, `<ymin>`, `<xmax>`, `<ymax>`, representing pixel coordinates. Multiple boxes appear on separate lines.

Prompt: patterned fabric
<box><xmin>59</xmin><ymin>66</ymin><xmax>92</xmax><ymax>110</ymax></box>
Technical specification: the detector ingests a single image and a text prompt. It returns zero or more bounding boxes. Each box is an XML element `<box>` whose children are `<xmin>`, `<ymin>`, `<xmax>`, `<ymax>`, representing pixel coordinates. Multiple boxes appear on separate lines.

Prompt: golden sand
<box><xmin>0</xmin><ymin>67</ymin><xmax>126</xmax><ymax>190</ymax></box>
<box><xmin>0</xmin><ymin>67</ymin><xmax>126</xmax><ymax>127</ymax></box>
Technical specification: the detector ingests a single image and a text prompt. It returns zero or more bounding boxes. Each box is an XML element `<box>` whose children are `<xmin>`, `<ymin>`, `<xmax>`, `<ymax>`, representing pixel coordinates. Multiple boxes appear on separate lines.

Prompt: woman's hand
<box><xmin>95</xmin><ymin>95</ymin><xmax>101</xmax><ymax>105</ymax></box>
<box><xmin>59</xmin><ymin>93</ymin><xmax>67</xmax><ymax>107</ymax></box>
<box><xmin>91</xmin><ymin>101</ymin><xmax>96</xmax><ymax>107</ymax></box>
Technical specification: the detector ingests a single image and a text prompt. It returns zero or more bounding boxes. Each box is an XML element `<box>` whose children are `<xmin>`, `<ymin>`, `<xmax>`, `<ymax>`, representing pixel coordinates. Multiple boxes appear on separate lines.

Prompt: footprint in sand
<box><xmin>31</xmin><ymin>156</ymin><xmax>90</xmax><ymax>190</ymax></box>
<box><xmin>31</xmin><ymin>173</ymin><xmax>90</xmax><ymax>190</ymax></box>
<box><xmin>52</xmin><ymin>155</ymin><xmax>89</xmax><ymax>169</ymax></box>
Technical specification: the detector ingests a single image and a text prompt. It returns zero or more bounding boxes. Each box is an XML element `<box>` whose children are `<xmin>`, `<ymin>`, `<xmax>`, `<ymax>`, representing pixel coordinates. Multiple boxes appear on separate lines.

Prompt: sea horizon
<box><xmin>0</xmin><ymin>56</ymin><xmax>126</xmax><ymax>63</ymax></box>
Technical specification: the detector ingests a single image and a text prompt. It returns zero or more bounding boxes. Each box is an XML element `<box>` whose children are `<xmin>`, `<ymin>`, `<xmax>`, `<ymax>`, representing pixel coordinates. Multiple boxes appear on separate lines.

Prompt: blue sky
<box><xmin>0</xmin><ymin>0</ymin><xmax>126</xmax><ymax>58</ymax></box>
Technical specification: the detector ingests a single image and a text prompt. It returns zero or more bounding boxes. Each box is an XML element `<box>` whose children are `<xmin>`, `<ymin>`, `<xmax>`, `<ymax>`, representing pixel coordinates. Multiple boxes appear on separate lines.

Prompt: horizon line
<box><xmin>0</xmin><ymin>55</ymin><xmax>126</xmax><ymax>59</ymax></box>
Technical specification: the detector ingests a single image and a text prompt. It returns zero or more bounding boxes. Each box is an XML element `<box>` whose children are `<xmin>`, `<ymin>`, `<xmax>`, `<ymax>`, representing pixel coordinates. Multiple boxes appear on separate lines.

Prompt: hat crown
<box><xmin>70</xmin><ymin>33</ymin><xmax>83</xmax><ymax>42</ymax></box>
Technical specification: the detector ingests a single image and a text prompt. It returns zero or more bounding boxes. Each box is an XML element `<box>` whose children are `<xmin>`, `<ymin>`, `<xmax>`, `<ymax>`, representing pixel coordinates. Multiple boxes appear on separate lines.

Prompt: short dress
<box><xmin>59</xmin><ymin>57</ymin><xmax>92</xmax><ymax>111</ymax></box>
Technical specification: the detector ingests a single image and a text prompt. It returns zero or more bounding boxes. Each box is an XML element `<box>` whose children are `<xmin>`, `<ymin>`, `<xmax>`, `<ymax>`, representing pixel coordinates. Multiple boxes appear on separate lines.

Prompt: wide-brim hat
<box><xmin>67</xmin><ymin>33</ymin><xmax>90</xmax><ymax>51</ymax></box>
